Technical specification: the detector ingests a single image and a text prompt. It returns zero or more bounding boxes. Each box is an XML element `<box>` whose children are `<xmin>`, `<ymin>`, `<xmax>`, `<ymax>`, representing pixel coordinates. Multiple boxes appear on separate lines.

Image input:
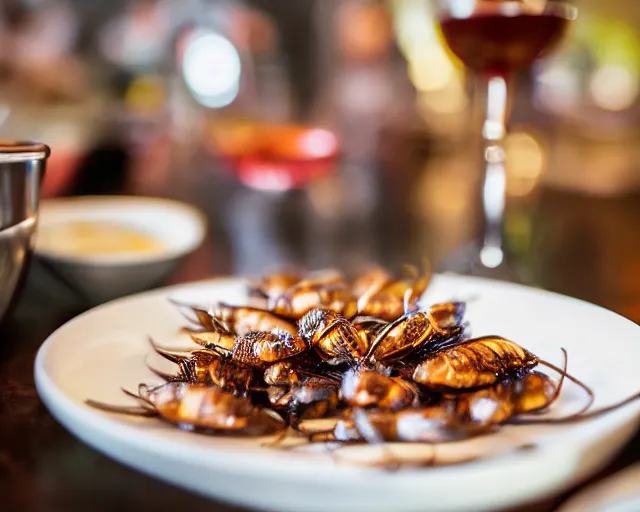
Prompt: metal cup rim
<box><xmin>0</xmin><ymin>141</ymin><xmax>51</xmax><ymax>163</ymax></box>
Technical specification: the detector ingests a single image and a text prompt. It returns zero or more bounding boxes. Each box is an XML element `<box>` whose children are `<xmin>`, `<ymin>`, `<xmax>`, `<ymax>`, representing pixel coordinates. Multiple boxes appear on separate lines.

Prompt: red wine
<box><xmin>439</xmin><ymin>13</ymin><xmax>569</xmax><ymax>75</ymax></box>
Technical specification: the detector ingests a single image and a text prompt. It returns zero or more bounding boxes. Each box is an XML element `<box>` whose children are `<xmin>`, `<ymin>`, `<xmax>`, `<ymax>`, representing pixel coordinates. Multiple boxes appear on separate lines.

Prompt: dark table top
<box><xmin>1</xmin><ymin>139</ymin><xmax>639</xmax><ymax>511</ymax></box>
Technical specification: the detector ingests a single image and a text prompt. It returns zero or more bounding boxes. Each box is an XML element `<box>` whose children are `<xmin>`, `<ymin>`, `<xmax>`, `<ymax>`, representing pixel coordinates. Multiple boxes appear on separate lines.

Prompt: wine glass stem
<box><xmin>480</xmin><ymin>74</ymin><xmax>510</xmax><ymax>269</ymax></box>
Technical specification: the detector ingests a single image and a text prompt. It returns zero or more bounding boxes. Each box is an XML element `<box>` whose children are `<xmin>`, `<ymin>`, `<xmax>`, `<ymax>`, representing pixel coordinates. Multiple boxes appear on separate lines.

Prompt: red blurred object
<box><xmin>41</xmin><ymin>147</ymin><xmax>83</xmax><ymax>198</ymax></box>
<box><xmin>208</xmin><ymin>121</ymin><xmax>340</xmax><ymax>191</ymax></box>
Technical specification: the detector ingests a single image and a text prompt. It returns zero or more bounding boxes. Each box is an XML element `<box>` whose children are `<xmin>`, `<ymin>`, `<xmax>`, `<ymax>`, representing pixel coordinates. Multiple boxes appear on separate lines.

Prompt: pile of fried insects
<box><xmin>87</xmin><ymin>263</ymin><xmax>639</xmax><ymax>466</ymax></box>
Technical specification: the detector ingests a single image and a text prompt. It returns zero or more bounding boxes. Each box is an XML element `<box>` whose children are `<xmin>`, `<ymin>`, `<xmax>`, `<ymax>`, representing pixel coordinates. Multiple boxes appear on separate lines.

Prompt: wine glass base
<box><xmin>437</xmin><ymin>242</ymin><xmax>529</xmax><ymax>284</ymax></box>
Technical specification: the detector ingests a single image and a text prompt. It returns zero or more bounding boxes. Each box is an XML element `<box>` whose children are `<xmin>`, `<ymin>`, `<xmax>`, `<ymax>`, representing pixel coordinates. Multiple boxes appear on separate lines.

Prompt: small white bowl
<box><xmin>34</xmin><ymin>196</ymin><xmax>207</xmax><ymax>304</ymax></box>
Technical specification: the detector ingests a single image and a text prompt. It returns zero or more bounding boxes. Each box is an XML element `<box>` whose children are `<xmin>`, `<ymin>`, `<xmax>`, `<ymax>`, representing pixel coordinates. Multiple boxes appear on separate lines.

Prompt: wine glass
<box><xmin>433</xmin><ymin>0</ymin><xmax>577</xmax><ymax>281</ymax></box>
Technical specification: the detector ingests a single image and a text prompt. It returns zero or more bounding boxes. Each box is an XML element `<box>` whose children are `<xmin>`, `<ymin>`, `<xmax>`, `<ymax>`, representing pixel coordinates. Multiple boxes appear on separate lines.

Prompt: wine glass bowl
<box><xmin>433</xmin><ymin>0</ymin><xmax>577</xmax><ymax>280</ymax></box>
<box><xmin>206</xmin><ymin>119</ymin><xmax>340</xmax><ymax>192</ymax></box>
<box><xmin>437</xmin><ymin>1</ymin><xmax>576</xmax><ymax>75</ymax></box>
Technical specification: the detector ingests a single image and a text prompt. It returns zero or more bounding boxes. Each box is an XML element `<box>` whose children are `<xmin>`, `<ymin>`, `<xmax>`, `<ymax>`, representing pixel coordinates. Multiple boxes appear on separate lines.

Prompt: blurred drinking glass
<box><xmin>433</xmin><ymin>0</ymin><xmax>577</xmax><ymax>279</ymax></box>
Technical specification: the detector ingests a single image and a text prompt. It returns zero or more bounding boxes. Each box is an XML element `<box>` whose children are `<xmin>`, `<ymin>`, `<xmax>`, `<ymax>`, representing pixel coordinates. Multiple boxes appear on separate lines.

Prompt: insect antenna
<box><xmin>512</xmin><ymin>390</ymin><xmax>640</xmax><ymax>426</ymax></box>
<box><xmin>542</xmin><ymin>348</ymin><xmax>568</xmax><ymax>411</ymax></box>
<box><xmin>536</xmin><ymin>354</ymin><xmax>595</xmax><ymax>415</ymax></box>
<box><xmin>85</xmin><ymin>399</ymin><xmax>157</xmax><ymax>417</ymax></box>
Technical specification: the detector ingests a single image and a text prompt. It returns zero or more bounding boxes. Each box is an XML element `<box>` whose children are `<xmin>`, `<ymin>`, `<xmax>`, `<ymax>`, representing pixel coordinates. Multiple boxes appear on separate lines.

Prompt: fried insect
<box><xmin>341</xmin><ymin>369</ymin><xmax>421</xmax><ymax>411</ymax></box>
<box><xmin>86</xmin><ymin>263</ymin><xmax>640</xmax><ymax>470</ymax></box>
<box><xmin>212</xmin><ymin>302</ymin><xmax>298</xmax><ymax>336</ymax></box>
<box><xmin>148</xmin><ymin>340</ymin><xmax>252</xmax><ymax>391</ymax></box>
<box><xmin>355</xmin><ymin>261</ymin><xmax>432</xmax><ymax>322</ymax></box>
<box><xmin>211</xmin><ymin>330</ymin><xmax>309</xmax><ymax>369</ymax></box>
<box><xmin>269</xmin><ymin>376</ymin><xmax>340</xmax><ymax>427</ymax></box>
<box><xmin>298</xmin><ymin>308</ymin><xmax>367</xmax><ymax>364</ymax></box>
<box><xmin>459</xmin><ymin>371</ymin><xmax>562</xmax><ymax>426</ymax></box>
<box><xmin>86</xmin><ymin>382</ymin><xmax>284</xmax><ymax>435</ymax></box>
<box><xmin>248</xmin><ymin>270</ymin><xmax>302</xmax><ymax>302</ymax></box>
<box><xmin>412</xmin><ymin>336</ymin><xmax>536</xmax><ymax>390</ymax></box>
<box><xmin>366</xmin><ymin>302</ymin><xmax>467</xmax><ymax>365</ymax></box>
<box><xmin>269</xmin><ymin>271</ymin><xmax>353</xmax><ymax>319</ymax></box>
<box><xmin>412</xmin><ymin>337</ymin><xmax>595</xmax><ymax>412</ymax></box>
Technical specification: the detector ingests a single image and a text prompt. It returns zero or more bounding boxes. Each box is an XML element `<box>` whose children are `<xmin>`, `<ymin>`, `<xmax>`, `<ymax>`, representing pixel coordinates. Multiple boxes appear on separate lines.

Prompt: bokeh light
<box><xmin>505</xmin><ymin>130</ymin><xmax>546</xmax><ymax>197</ymax></box>
<box><xmin>182</xmin><ymin>30</ymin><xmax>242</xmax><ymax>109</ymax></box>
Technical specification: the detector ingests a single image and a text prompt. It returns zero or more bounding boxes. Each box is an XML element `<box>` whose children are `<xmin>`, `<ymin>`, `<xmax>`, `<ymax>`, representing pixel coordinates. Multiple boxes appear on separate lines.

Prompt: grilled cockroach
<box><xmin>85</xmin><ymin>264</ymin><xmax>640</xmax><ymax>466</ymax></box>
<box><xmin>411</xmin><ymin>337</ymin><xmax>594</xmax><ymax>411</ymax></box>
<box><xmin>210</xmin><ymin>330</ymin><xmax>309</xmax><ymax>369</ymax></box>
<box><xmin>269</xmin><ymin>271</ymin><xmax>352</xmax><ymax>319</ymax></box>
<box><xmin>341</xmin><ymin>369</ymin><xmax>421</xmax><ymax>411</ymax></box>
<box><xmin>412</xmin><ymin>336</ymin><xmax>539</xmax><ymax>390</ymax></box>
<box><xmin>147</xmin><ymin>340</ymin><xmax>253</xmax><ymax>391</ymax></box>
<box><xmin>268</xmin><ymin>376</ymin><xmax>340</xmax><ymax>427</ymax></box>
<box><xmin>298</xmin><ymin>308</ymin><xmax>367</xmax><ymax>364</ymax></box>
<box><xmin>211</xmin><ymin>302</ymin><xmax>298</xmax><ymax>336</ymax></box>
<box><xmin>86</xmin><ymin>382</ymin><xmax>284</xmax><ymax>435</ymax></box>
<box><xmin>354</xmin><ymin>261</ymin><xmax>432</xmax><ymax>322</ymax></box>
<box><xmin>248</xmin><ymin>270</ymin><xmax>302</xmax><ymax>302</ymax></box>
<box><xmin>365</xmin><ymin>302</ymin><xmax>467</xmax><ymax>365</ymax></box>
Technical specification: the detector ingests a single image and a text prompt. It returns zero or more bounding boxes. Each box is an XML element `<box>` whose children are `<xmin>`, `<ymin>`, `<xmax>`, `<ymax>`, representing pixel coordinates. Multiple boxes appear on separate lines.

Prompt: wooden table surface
<box><xmin>1</xmin><ymin>143</ymin><xmax>639</xmax><ymax>511</ymax></box>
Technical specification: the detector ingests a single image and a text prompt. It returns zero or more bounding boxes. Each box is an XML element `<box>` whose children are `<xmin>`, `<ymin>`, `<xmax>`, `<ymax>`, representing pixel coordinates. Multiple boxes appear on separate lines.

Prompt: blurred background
<box><xmin>2</xmin><ymin>0</ymin><xmax>640</xmax><ymax>305</ymax></box>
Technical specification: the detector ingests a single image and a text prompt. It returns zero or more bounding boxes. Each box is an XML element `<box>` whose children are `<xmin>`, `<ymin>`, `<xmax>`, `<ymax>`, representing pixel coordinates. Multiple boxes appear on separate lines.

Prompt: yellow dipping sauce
<box><xmin>38</xmin><ymin>221</ymin><xmax>166</xmax><ymax>257</ymax></box>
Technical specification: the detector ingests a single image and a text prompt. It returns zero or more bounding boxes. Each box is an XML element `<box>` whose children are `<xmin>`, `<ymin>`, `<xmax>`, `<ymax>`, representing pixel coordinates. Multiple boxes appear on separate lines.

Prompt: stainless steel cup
<box><xmin>0</xmin><ymin>141</ymin><xmax>50</xmax><ymax>323</ymax></box>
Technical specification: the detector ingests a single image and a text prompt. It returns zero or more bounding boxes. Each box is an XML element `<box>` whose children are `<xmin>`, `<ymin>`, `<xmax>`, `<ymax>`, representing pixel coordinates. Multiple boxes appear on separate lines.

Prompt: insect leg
<box><xmin>148</xmin><ymin>337</ymin><xmax>191</xmax><ymax>364</ymax></box>
<box><xmin>145</xmin><ymin>361</ymin><xmax>180</xmax><ymax>382</ymax></box>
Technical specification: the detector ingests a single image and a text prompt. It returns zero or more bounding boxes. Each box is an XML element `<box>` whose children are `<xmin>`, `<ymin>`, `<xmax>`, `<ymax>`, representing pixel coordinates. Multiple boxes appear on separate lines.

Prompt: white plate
<box><xmin>34</xmin><ymin>275</ymin><xmax>640</xmax><ymax>512</ymax></box>
<box><xmin>557</xmin><ymin>464</ymin><xmax>640</xmax><ymax>512</ymax></box>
